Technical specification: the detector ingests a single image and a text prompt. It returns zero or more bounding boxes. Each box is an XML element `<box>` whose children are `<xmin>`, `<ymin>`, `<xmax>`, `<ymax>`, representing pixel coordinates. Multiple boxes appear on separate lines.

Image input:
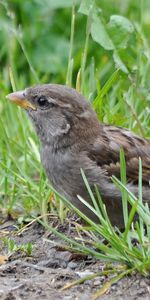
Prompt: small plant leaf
<box><xmin>91</xmin><ymin>15</ymin><xmax>114</xmax><ymax>50</ymax></box>
<box><xmin>107</xmin><ymin>15</ymin><xmax>134</xmax><ymax>49</ymax></box>
<box><xmin>78</xmin><ymin>0</ymin><xmax>96</xmax><ymax>15</ymax></box>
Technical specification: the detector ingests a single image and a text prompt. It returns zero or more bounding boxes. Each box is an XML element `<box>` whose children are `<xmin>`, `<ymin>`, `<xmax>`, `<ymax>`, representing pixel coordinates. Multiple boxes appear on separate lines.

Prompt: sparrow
<box><xmin>6</xmin><ymin>84</ymin><xmax>150</xmax><ymax>227</ymax></box>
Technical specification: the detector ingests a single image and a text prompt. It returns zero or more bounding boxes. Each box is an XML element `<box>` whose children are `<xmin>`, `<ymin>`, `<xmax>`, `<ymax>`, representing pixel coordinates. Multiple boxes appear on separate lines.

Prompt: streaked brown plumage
<box><xmin>89</xmin><ymin>124</ymin><xmax>150</xmax><ymax>183</ymax></box>
<box><xmin>6</xmin><ymin>84</ymin><xmax>150</xmax><ymax>227</ymax></box>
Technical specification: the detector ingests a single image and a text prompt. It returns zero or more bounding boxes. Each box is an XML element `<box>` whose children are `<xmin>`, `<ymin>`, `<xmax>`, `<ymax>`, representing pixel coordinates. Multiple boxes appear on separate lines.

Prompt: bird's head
<box><xmin>6</xmin><ymin>84</ymin><xmax>99</xmax><ymax>148</ymax></box>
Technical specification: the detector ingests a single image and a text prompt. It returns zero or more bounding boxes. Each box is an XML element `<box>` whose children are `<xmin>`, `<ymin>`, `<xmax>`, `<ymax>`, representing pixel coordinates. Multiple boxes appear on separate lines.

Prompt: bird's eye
<box><xmin>37</xmin><ymin>96</ymin><xmax>47</xmax><ymax>107</ymax></box>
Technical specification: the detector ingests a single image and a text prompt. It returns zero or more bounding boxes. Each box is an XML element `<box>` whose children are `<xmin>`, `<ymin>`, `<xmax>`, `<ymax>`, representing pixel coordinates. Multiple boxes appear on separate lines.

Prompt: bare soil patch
<box><xmin>0</xmin><ymin>217</ymin><xmax>150</xmax><ymax>300</ymax></box>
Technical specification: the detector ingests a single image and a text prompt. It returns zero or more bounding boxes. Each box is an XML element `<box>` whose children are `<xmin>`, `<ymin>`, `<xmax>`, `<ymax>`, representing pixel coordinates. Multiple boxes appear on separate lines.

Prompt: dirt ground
<box><xmin>0</xmin><ymin>217</ymin><xmax>150</xmax><ymax>300</ymax></box>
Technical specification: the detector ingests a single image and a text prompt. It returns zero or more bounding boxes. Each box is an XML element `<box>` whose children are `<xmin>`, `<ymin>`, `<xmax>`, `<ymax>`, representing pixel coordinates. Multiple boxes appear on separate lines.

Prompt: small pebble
<box><xmin>67</xmin><ymin>261</ymin><xmax>78</xmax><ymax>269</ymax></box>
<box><xmin>93</xmin><ymin>279</ymin><xmax>101</xmax><ymax>286</ymax></box>
<box><xmin>76</xmin><ymin>270</ymin><xmax>94</xmax><ymax>278</ymax></box>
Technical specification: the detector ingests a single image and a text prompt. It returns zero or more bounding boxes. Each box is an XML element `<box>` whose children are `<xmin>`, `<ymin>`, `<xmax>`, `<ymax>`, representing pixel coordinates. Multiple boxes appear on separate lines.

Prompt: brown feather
<box><xmin>89</xmin><ymin>124</ymin><xmax>150</xmax><ymax>183</ymax></box>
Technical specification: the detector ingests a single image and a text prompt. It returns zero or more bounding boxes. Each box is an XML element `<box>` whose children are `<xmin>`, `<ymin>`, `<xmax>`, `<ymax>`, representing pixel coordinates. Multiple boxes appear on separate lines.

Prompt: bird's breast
<box><xmin>40</xmin><ymin>145</ymin><xmax>82</xmax><ymax>199</ymax></box>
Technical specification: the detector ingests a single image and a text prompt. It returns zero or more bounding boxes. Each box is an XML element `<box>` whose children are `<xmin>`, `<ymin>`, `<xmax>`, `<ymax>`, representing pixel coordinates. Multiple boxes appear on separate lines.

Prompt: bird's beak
<box><xmin>6</xmin><ymin>90</ymin><xmax>36</xmax><ymax>110</ymax></box>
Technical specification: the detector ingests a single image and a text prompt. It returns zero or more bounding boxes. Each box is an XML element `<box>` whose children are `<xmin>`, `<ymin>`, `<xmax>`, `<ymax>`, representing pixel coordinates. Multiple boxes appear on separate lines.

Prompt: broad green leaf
<box><xmin>86</xmin><ymin>11</ymin><xmax>134</xmax><ymax>73</ymax></box>
<box><xmin>107</xmin><ymin>15</ymin><xmax>134</xmax><ymax>49</ymax></box>
<box><xmin>91</xmin><ymin>15</ymin><xmax>114</xmax><ymax>50</ymax></box>
<box><xmin>90</xmin><ymin>13</ymin><xmax>134</xmax><ymax>52</ymax></box>
<box><xmin>78</xmin><ymin>0</ymin><xmax>95</xmax><ymax>15</ymax></box>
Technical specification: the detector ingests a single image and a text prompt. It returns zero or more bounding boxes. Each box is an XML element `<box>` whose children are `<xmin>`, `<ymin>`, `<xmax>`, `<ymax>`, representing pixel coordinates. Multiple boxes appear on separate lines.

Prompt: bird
<box><xmin>6</xmin><ymin>84</ymin><xmax>150</xmax><ymax>227</ymax></box>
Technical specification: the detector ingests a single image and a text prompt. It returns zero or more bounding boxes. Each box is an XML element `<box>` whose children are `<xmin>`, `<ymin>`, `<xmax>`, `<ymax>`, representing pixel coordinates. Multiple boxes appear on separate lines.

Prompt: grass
<box><xmin>0</xmin><ymin>0</ymin><xmax>150</xmax><ymax>291</ymax></box>
<box><xmin>2</xmin><ymin>237</ymin><xmax>33</xmax><ymax>256</ymax></box>
<box><xmin>39</xmin><ymin>159</ymin><xmax>150</xmax><ymax>273</ymax></box>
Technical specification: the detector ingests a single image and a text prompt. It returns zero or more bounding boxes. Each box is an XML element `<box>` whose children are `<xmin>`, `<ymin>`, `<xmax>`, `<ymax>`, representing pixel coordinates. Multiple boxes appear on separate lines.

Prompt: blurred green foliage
<box><xmin>0</xmin><ymin>0</ymin><xmax>150</xmax><ymax>87</ymax></box>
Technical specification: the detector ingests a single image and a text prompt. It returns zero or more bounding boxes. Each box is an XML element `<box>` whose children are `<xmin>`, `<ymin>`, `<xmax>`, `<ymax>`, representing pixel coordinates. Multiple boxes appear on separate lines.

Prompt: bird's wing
<box><xmin>88</xmin><ymin>124</ymin><xmax>150</xmax><ymax>183</ymax></box>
